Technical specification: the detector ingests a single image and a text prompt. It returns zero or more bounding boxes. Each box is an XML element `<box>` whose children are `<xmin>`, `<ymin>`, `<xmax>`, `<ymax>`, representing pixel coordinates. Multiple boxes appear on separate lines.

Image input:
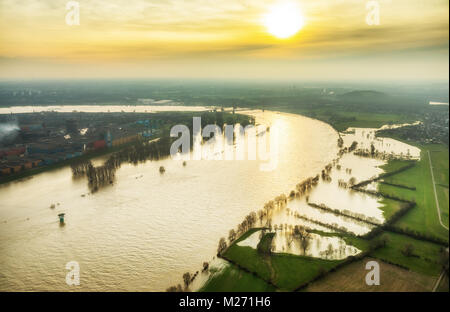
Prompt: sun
<box><xmin>263</xmin><ymin>2</ymin><xmax>305</xmax><ymax>39</ymax></box>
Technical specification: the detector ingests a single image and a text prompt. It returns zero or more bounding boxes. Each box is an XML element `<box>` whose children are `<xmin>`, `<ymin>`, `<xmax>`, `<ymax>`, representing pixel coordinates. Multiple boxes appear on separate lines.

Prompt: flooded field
<box><xmin>342</xmin><ymin>126</ymin><xmax>421</xmax><ymax>160</ymax></box>
<box><xmin>237</xmin><ymin>229</ymin><xmax>360</xmax><ymax>260</ymax></box>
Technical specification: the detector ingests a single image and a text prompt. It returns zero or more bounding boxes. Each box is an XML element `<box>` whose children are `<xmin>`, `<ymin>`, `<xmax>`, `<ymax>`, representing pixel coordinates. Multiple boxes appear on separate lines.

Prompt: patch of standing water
<box><xmin>237</xmin><ymin>230</ymin><xmax>262</xmax><ymax>249</ymax></box>
<box><xmin>190</xmin><ymin>257</ymin><xmax>228</xmax><ymax>292</ymax></box>
<box><xmin>272</xmin><ymin>231</ymin><xmax>360</xmax><ymax>260</ymax></box>
<box><xmin>236</xmin><ymin>229</ymin><xmax>360</xmax><ymax>260</ymax></box>
<box><xmin>285</xmin><ymin>199</ymin><xmax>376</xmax><ymax>235</ymax></box>
<box><xmin>305</xmin><ymin>153</ymin><xmax>386</xmax><ymax>224</ymax></box>
<box><xmin>342</xmin><ymin>124</ymin><xmax>421</xmax><ymax>160</ymax></box>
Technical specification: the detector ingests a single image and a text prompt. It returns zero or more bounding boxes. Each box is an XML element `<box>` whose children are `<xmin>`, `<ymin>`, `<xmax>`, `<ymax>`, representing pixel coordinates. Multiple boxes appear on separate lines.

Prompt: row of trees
<box><xmin>71</xmin><ymin>135</ymin><xmax>175</xmax><ymax>191</ymax></box>
<box><xmin>307</xmin><ymin>202</ymin><xmax>382</xmax><ymax>226</ymax></box>
<box><xmin>70</xmin><ymin>160</ymin><xmax>93</xmax><ymax>176</ymax></box>
<box><xmin>166</xmin><ymin>268</ymin><xmax>203</xmax><ymax>292</ymax></box>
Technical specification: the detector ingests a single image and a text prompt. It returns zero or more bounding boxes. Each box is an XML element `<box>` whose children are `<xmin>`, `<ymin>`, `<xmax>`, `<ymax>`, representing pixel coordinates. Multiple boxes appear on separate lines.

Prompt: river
<box><xmin>0</xmin><ymin>108</ymin><xmax>342</xmax><ymax>291</ymax></box>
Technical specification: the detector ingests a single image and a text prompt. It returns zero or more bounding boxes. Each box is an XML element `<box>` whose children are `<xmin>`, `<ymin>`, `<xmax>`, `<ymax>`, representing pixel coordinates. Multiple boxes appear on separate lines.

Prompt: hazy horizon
<box><xmin>0</xmin><ymin>0</ymin><xmax>448</xmax><ymax>80</ymax></box>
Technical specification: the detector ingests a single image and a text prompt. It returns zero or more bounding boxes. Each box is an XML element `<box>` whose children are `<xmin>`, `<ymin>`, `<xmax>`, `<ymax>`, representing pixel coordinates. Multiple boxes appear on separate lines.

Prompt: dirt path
<box><xmin>432</xmin><ymin>270</ymin><xmax>446</xmax><ymax>292</ymax></box>
<box><xmin>427</xmin><ymin>150</ymin><xmax>449</xmax><ymax>231</ymax></box>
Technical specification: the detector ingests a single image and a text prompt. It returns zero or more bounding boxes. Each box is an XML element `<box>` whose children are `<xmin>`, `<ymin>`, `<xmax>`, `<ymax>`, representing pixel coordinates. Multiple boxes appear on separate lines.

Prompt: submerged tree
<box><xmin>349</xmin><ymin>141</ymin><xmax>358</xmax><ymax>152</ymax></box>
<box><xmin>228</xmin><ymin>229</ymin><xmax>237</xmax><ymax>243</ymax></box>
<box><xmin>337</xmin><ymin>137</ymin><xmax>344</xmax><ymax>148</ymax></box>
<box><xmin>348</xmin><ymin>177</ymin><xmax>357</xmax><ymax>186</ymax></box>
<box><xmin>217</xmin><ymin>237</ymin><xmax>227</xmax><ymax>255</ymax></box>
<box><xmin>183</xmin><ymin>272</ymin><xmax>192</xmax><ymax>288</ymax></box>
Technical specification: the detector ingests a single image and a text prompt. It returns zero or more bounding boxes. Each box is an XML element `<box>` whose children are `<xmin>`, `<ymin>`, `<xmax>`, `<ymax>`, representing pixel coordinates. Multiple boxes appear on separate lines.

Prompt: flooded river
<box><xmin>0</xmin><ymin>108</ymin><xmax>343</xmax><ymax>291</ymax></box>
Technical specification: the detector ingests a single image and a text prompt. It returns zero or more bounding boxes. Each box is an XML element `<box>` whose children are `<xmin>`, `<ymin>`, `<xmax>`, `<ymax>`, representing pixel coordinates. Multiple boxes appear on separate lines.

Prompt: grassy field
<box><xmin>279</xmin><ymin>107</ymin><xmax>417</xmax><ymax>132</ymax></box>
<box><xmin>430</xmin><ymin>148</ymin><xmax>449</xmax><ymax>185</ymax></box>
<box><xmin>429</xmin><ymin>147</ymin><xmax>449</xmax><ymax>227</ymax></box>
<box><xmin>269</xmin><ymin>253</ymin><xmax>344</xmax><ymax>291</ymax></box>
<box><xmin>199</xmin><ymin>264</ymin><xmax>275</xmax><ymax>292</ymax></box>
<box><xmin>436</xmin><ymin>184</ymin><xmax>449</xmax><ymax>227</ymax></box>
<box><xmin>304</xmin><ymin>257</ymin><xmax>437</xmax><ymax>292</ymax></box>
<box><xmin>224</xmin><ymin>243</ymin><xmax>344</xmax><ymax>291</ymax></box>
<box><xmin>370</xmin><ymin>232</ymin><xmax>444</xmax><ymax>276</ymax></box>
<box><xmin>328</xmin><ymin>112</ymin><xmax>416</xmax><ymax>132</ymax></box>
<box><xmin>378</xmin><ymin>145</ymin><xmax>449</xmax><ymax>241</ymax></box>
<box><xmin>379</xmin><ymin>184</ymin><xmax>417</xmax><ymax>202</ymax></box>
<box><xmin>379</xmin><ymin>198</ymin><xmax>408</xmax><ymax>220</ymax></box>
<box><xmin>379</xmin><ymin>159</ymin><xmax>417</xmax><ymax>175</ymax></box>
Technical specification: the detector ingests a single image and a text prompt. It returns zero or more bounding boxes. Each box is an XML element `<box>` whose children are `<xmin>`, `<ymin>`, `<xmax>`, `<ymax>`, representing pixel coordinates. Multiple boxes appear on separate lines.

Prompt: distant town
<box><xmin>0</xmin><ymin>112</ymin><xmax>161</xmax><ymax>178</ymax></box>
<box><xmin>377</xmin><ymin>110</ymin><xmax>449</xmax><ymax>145</ymax></box>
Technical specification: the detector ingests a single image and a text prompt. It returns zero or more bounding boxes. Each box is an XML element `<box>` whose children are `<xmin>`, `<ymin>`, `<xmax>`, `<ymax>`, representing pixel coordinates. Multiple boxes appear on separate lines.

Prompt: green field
<box><xmin>327</xmin><ymin>112</ymin><xmax>416</xmax><ymax>132</ymax></box>
<box><xmin>379</xmin><ymin>159</ymin><xmax>417</xmax><ymax>182</ymax></box>
<box><xmin>429</xmin><ymin>147</ymin><xmax>449</xmax><ymax>228</ymax></box>
<box><xmin>378</xmin><ymin>144</ymin><xmax>449</xmax><ymax>241</ymax></box>
<box><xmin>199</xmin><ymin>264</ymin><xmax>276</xmax><ymax>292</ymax></box>
<box><xmin>281</xmin><ymin>108</ymin><xmax>416</xmax><ymax>132</ymax></box>
<box><xmin>379</xmin><ymin>198</ymin><xmax>409</xmax><ymax>220</ymax></box>
<box><xmin>224</xmin><ymin>243</ymin><xmax>344</xmax><ymax>291</ymax></box>
<box><xmin>370</xmin><ymin>232</ymin><xmax>444</xmax><ymax>276</ymax></box>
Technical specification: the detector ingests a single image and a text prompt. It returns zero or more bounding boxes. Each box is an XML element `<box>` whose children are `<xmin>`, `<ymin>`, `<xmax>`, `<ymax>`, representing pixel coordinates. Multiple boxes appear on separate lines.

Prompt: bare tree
<box><xmin>228</xmin><ymin>229</ymin><xmax>237</xmax><ymax>243</ymax></box>
<box><xmin>183</xmin><ymin>272</ymin><xmax>191</xmax><ymax>288</ymax></box>
<box><xmin>217</xmin><ymin>237</ymin><xmax>227</xmax><ymax>255</ymax></box>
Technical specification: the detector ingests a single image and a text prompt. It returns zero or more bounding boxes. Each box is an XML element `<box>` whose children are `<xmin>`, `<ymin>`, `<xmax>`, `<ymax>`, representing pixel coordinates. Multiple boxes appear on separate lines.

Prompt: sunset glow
<box><xmin>263</xmin><ymin>2</ymin><xmax>305</xmax><ymax>39</ymax></box>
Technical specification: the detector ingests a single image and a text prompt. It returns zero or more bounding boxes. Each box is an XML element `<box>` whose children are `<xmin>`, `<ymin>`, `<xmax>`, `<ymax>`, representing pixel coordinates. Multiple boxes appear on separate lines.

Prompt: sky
<box><xmin>0</xmin><ymin>0</ymin><xmax>448</xmax><ymax>80</ymax></box>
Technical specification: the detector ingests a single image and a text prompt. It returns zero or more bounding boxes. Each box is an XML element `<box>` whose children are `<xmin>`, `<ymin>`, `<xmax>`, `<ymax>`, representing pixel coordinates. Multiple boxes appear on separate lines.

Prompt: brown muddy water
<box><xmin>0</xmin><ymin>107</ymin><xmax>419</xmax><ymax>291</ymax></box>
<box><xmin>0</xmin><ymin>109</ymin><xmax>340</xmax><ymax>291</ymax></box>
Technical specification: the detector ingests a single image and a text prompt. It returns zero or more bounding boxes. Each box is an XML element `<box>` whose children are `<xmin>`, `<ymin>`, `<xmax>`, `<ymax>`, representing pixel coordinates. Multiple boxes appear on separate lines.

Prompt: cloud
<box><xmin>0</xmin><ymin>0</ymin><xmax>448</xmax><ymax>79</ymax></box>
